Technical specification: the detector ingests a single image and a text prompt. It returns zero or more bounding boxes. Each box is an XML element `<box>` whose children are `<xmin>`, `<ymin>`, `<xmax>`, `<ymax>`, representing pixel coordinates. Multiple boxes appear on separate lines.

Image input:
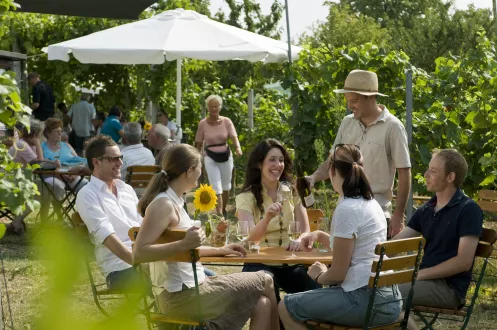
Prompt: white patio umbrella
<box><xmin>46</xmin><ymin>8</ymin><xmax>302</xmax><ymax>126</ymax></box>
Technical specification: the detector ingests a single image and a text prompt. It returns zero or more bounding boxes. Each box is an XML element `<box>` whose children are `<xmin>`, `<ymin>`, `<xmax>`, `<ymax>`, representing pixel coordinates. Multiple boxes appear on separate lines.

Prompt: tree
<box><xmin>393</xmin><ymin>4</ymin><xmax>496</xmax><ymax>70</ymax></box>
<box><xmin>299</xmin><ymin>3</ymin><xmax>392</xmax><ymax>50</ymax></box>
<box><xmin>0</xmin><ymin>0</ymin><xmax>40</xmax><ymax>217</ymax></box>
<box><xmin>212</xmin><ymin>0</ymin><xmax>284</xmax><ymax>88</ymax></box>
<box><xmin>341</xmin><ymin>0</ymin><xmax>443</xmax><ymax>28</ymax></box>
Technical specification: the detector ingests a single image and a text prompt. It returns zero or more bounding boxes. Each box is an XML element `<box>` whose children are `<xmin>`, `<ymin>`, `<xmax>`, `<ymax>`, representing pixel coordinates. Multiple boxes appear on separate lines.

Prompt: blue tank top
<box><xmin>41</xmin><ymin>141</ymin><xmax>86</xmax><ymax>165</ymax></box>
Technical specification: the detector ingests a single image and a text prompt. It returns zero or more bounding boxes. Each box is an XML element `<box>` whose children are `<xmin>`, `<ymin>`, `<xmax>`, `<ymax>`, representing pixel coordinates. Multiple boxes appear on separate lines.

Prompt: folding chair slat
<box><xmin>478</xmin><ymin>200</ymin><xmax>497</xmax><ymax>213</ymax></box>
<box><xmin>478</xmin><ymin>189</ymin><xmax>497</xmax><ymax>200</ymax></box>
<box><xmin>307</xmin><ymin>209</ymin><xmax>325</xmax><ymax>232</ymax></box>
<box><xmin>128</xmin><ymin>227</ymin><xmax>200</xmax><ymax>263</ymax></box>
<box><xmin>126</xmin><ymin>174</ymin><xmax>156</xmax><ymax>181</ymax></box>
<box><xmin>475</xmin><ymin>243</ymin><xmax>494</xmax><ymax>258</ymax></box>
<box><xmin>368</xmin><ymin>269</ymin><xmax>415</xmax><ymax>288</ymax></box>
<box><xmin>129</xmin><ymin>181</ymin><xmax>151</xmax><ymax>188</ymax></box>
<box><xmin>374</xmin><ymin>237</ymin><xmax>425</xmax><ymax>255</ymax></box>
<box><xmin>413</xmin><ymin>305</ymin><xmax>467</xmax><ymax>317</ymax></box>
<box><xmin>480</xmin><ymin>228</ymin><xmax>497</xmax><ymax>245</ymax></box>
<box><xmin>150</xmin><ymin>313</ymin><xmax>200</xmax><ymax>326</ymax></box>
<box><xmin>127</xmin><ymin>166</ymin><xmax>160</xmax><ymax>173</ymax></box>
<box><xmin>371</xmin><ymin>255</ymin><xmax>418</xmax><ymax>272</ymax></box>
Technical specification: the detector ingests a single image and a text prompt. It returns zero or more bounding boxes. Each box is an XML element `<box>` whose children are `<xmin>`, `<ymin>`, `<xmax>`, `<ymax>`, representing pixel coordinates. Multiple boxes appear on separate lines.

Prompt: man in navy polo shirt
<box><xmin>393</xmin><ymin>149</ymin><xmax>482</xmax><ymax>311</ymax></box>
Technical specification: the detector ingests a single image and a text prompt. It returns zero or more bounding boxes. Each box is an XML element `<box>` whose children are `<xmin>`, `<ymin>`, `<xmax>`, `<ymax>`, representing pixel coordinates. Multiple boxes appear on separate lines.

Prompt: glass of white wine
<box><xmin>288</xmin><ymin>221</ymin><xmax>301</xmax><ymax>258</ymax></box>
<box><xmin>236</xmin><ymin>221</ymin><xmax>250</xmax><ymax>242</ymax></box>
<box><xmin>277</xmin><ymin>181</ymin><xmax>292</xmax><ymax>216</ymax></box>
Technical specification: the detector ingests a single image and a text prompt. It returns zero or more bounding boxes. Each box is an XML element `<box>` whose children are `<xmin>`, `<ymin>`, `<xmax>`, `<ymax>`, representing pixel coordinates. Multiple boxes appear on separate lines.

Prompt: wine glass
<box><xmin>288</xmin><ymin>221</ymin><xmax>301</xmax><ymax>258</ymax></box>
<box><xmin>277</xmin><ymin>181</ymin><xmax>292</xmax><ymax>215</ymax></box>
<box><xmin>315</xmin><ymin>217</ymin><xmax>330</xmax><ymax>253</ymax></box>
<box><xmin>236</xmin><ymin>221</ymin><xmax>250</xmax><ymax>243</ymax></box>
<box><xmin>53</xmin><ymin>151</ymin><xmax>60</xmax><ymax>168</ymax></box>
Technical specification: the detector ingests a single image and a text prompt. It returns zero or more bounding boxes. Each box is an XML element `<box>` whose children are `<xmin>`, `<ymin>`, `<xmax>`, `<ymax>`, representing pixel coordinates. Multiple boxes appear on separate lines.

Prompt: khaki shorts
<box><xmin>398</xmin><ymin>279</ymin><xmax>464</xmax><ymax>309</ymax></box>
<box><xmin>157</xmin><ymin>271</ymin><xmax>266</xmax><ymax>330</ymax></box>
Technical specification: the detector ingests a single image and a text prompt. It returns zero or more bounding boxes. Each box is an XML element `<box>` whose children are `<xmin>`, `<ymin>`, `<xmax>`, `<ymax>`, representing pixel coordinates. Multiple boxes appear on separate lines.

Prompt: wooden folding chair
<box><xmin>307</xmin><ymin>208</ymin><xmax>325</xmax><ymax>232</ymax></box>
<box><xmin>306</xmin><ymin>237</ymin><xmax>426</xmax><ymax>330</ymax></box>
<box><xmin>413</xmin><ymin>228</ymin><xmax>497</xmax><ymax>330</ymax></box>
<box><xmin>477</xmin><ymin>190</ymin><xmax>497</xmax><ymax>259</ymax></box>
<box><xmin>128</xmin><ymin>226</ymin><xmax>206</xmax><ymax>330</ymax></box>
<box><xmin>125</xmin><ymin>165</ymin><xmax>160</xmax><ymax>190</ymax></box>
<box><xmin>71</xmin><ymin>212</ymin><xmax>127</xmax><ymax>317</ymax></box>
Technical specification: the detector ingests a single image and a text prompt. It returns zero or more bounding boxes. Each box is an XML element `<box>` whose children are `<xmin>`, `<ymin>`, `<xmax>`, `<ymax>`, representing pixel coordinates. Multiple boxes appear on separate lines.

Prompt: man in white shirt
<box><xmin>68</xmin><ymin>93</ymin><xmax>96</xmax><ymax>155</ymax></box>
<box><xmin>121</xmin><ymin>122</ymin><xmax>155</xmax><ymax>181</ymax></box>
<box><xmin>75</xmin><ymin>135</ymin><xmax>144</xmax><ymax>292</ymax></box>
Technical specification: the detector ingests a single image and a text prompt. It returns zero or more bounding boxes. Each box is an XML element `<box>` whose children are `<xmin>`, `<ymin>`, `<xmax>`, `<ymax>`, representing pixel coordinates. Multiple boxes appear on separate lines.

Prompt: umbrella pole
<box><xmin>176</xmin><ymin>58</ymin><xmax>182</xmax><ymax>128</ymax></box>
<box><xmin>284</xmin><ymin>0</ymin><xmax>298</xmax><ymax>148</ymax></box>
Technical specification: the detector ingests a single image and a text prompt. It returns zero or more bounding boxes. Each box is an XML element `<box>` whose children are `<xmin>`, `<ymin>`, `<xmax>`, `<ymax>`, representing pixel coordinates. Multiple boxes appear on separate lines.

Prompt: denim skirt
<box><xmin>284</xmin><ymin>285</ymin><xmax>402</xmax><ymax>327</ymax></box>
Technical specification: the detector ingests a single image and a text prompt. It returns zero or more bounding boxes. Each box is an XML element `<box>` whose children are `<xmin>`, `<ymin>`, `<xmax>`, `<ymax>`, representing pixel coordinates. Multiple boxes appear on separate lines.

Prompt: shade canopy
<box><xmin>47</xmin><ymin>8</ymin><xmax>302</xmax><ymax>64</ymax></box>
<box><xmin>15</xmin><ymin>0</ymin><xmax>157</xmax><ymax>19</ymax></box>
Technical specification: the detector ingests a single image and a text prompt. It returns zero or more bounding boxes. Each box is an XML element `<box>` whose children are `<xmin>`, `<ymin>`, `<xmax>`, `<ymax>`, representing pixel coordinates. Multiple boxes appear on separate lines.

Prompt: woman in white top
<box><xmin>278</xmin><ymin>144</ymin><xmax>402</xmax><ymax>329</ymax></box>
<box><xmin>132</xmin><ymin>144</ymin><xmax>279</xmax><ymax>330</ymax></box>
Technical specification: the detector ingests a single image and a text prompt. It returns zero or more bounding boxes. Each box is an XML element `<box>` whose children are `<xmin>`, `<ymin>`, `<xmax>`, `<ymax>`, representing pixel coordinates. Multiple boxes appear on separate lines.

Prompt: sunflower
<box><xmin>193</xmin><ymin>184</ymin><xmax>217</xmax><ymax>212</ymax></box>
<box><xmin>144</xmin><ymin>121</ymin><xmax>152</xmax><ymax>131</ymax></box>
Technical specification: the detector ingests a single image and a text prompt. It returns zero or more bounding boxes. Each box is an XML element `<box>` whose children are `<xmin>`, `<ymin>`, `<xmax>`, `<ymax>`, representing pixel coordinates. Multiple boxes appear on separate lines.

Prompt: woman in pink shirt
<box><xmin>7</xmin><ymin>119</ymin><xmax>57</xmax><ymax>235</ymax></box>
<box><xmin>195</xmin><ymin>95</ymin><xmax>242</xmax><ymax>216</ymax></box>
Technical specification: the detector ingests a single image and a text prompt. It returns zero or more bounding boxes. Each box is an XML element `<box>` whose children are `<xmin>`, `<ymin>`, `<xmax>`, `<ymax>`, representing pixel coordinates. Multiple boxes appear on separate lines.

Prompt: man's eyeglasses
<box><xmin>97</xmin><ymin>155</ymin><xmax>123</xmax><ymax>162</ymax></box>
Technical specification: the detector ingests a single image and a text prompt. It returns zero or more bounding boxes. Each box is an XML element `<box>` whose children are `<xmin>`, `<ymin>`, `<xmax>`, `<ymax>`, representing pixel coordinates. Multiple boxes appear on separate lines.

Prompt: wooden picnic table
<box><xmin>200</xmin><ymin>247</ymin><xmax>333</xmax><ymax>265</ymax></box>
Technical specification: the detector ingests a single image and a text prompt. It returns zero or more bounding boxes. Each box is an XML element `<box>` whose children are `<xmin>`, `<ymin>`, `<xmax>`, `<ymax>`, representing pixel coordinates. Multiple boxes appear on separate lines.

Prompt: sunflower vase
<box><xmin>207</xmin><ymin>215</ymin><xmax>231</xmax><ymax>248</ymax></box>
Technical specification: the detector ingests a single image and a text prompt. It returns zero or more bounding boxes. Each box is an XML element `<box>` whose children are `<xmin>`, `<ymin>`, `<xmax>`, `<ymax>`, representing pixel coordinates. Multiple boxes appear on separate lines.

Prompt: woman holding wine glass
<box><xmin>278</xmin><ymin>144</ymin><xmax>402</xmax><ymax>329</ymax></box>
<box><xmin>40</xmin><ymin>118</ymin><xmax>88</xmax><ymax>215</ymax></box>
<box><xmin>235</xmin><ymin>139</ymin><xmax>319</xmax><ymax>303</ymax></box>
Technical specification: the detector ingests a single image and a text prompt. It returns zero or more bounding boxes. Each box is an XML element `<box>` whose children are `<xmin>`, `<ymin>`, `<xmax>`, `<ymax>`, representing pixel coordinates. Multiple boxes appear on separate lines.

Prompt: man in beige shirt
<box><xmin>307</xmin><ymin>70</ymin><xmax>411</xmax><ymax>237</ymax></box>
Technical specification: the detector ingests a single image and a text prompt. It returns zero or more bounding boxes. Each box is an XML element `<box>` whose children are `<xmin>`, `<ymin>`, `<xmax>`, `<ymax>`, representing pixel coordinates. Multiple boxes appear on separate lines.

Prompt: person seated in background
<box><xmin>7</xmin><ymin>119</ymin><xmax>58</xmax><ymax>234</ymax></box>
<box><xmin>147</xmin><ymin>123</ymin><xmax>172</xmax><ymax>165</ymax></box>
<box><xmin>279</xmin><ymin>144</ymin><xmax>402</xmax><ymax>329</ymax></box>
<box><xmin>157</xmin><ymin>108</ymin><xmax>182</xmax><ymax>143</ymax></box>
<box><xmin>236</xmin><ymin>139</ymin><xmax>319</xmax><ymax>302</ymax></box>
<box><xmin>100</xmin><ymin>105</ymin><xmax>124</xmax><ymax>143</ymax></box>
<box><xmin>133</xmin><ymin>144</ymin><xmax>280</xmax><ymax>330</ymax></box>
<box><xmin>1</xmin><ymin>122</ymin><xmax>20</xmax><ymax>149</ymax></box>
<box><xmin>91</xmin><ymin>111</ymin><xmax>106</xmax><ymax>136</ymax></box>
<box><xmin>120</xmin><ymin>122</ymin><xmax>155</xmax><ymax>182</ymax></box>
<box><xmin>40</xmin><ymin>118</ymin><xmax>88</xmax><ymax>219</ymax></box>
<box><xmin>76</xmin><ymin>135</ymin><xmax>145</xmax><ymax>292</ymax></box>
<box><xmin>392</xmin><ymin>149</ymin><xmax>483</xmax><ymax>330</ymax></box>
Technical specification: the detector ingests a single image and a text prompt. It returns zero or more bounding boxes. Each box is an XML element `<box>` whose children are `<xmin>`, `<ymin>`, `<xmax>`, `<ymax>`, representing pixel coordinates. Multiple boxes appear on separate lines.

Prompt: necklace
<box><xmin>48</xmin><ymin>141</ymin><xmax>60</xmax><ymax>150</ymax></box>
<box><xmin>264</xmin><ymin>212</ymin><xmax>284</xmax><ymax>247</ymax></box>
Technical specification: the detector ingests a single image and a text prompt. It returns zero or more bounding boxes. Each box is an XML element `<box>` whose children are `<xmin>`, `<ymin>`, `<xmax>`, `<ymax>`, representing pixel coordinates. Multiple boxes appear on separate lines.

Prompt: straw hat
<box><xmin>334</xmin><ymin>70</ymin><xmax>387</xmax><ymax>97</ymax></box>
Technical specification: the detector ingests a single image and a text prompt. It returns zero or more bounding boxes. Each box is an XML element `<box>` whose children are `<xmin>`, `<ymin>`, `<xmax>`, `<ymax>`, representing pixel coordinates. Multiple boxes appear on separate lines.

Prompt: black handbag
<box><xmin>205</xmin><ymin>143</ymin><xmax>230</xmax><ymax>163</ymax></box>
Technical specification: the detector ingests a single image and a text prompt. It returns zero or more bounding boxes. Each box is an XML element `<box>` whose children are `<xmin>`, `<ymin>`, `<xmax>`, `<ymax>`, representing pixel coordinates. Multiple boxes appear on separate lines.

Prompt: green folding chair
<box><xmin>129</xmin><ymin>226</ymin><xmax>206</xmax><ymax>330</ymax></box>
<box><xmin>305</xmin><ymin>237</ymin><xmax>426</xmax><ymax>330</ymax></box>
<box><xmin>413</xmin><ymin>228</ymin><xmax>497</xmax><ymax>330</ymax></box>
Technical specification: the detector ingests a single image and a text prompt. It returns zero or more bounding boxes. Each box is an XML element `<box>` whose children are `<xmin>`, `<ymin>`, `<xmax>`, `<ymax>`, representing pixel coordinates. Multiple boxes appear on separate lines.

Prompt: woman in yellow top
<box><xmin>236</xmin><ymin>139</ymin><xmax>320</xmax><ymax>302</ymax></box>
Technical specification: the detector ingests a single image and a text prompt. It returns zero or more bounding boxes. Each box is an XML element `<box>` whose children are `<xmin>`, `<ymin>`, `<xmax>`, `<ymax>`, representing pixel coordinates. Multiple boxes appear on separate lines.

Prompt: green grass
<box><xmin>1</xmin><ymin>204</ymin><xmax>497</xmax><ymax>329</ymax></box>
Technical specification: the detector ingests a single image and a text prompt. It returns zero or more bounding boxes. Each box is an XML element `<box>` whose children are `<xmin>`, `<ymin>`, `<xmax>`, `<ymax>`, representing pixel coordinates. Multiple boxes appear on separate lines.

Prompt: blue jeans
<box><xmin>203</xmin><ymin>267</ymin><xmax>216</xmax><ymax>277</ymax></box>
<box><xmin>284</xmin><ymin>285</ymin><xmax>402</xmax><ymax>327</ymax></box>
<box><xmin>106</xmin><ymin>267</ymin><xmax>152</xmax><ymax>296</ymax></box>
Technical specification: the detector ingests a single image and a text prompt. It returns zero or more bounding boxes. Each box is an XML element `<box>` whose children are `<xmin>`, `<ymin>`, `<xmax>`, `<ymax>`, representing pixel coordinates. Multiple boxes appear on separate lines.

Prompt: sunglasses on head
<box><xmin>330</xmin><ymin>144</ymin><xmax>360</xmax><ymax>170</ymax></box>
<box><xmin>97</xmin><ymin>155</ymin><xmax>124</xmax><ymax>162</ymax></box>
